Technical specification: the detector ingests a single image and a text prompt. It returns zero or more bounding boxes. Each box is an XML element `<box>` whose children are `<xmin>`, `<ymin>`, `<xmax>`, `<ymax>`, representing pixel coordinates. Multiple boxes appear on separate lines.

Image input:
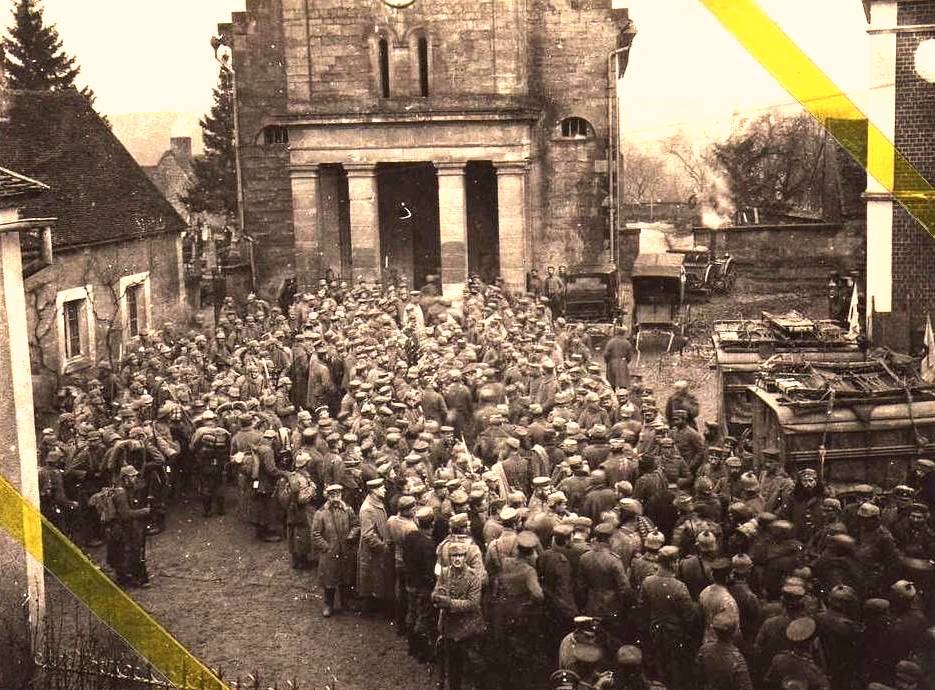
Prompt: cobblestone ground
<box><xmin>48</xmin><ymin>277</ymin><xmax>826</xmax><ymax>690</ymax></box>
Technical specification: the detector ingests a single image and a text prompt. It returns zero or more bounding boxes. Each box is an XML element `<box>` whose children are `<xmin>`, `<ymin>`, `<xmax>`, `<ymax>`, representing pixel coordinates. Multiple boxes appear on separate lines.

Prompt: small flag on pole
<box><xmin>847</xmin><ymin>283</ymin><xmax>860</xmax><ymax>339</ymax></box>
<box><xmin>922</xmin><ymin>314</ymin><xmax>935</xmax><ymax>384</ymax></box>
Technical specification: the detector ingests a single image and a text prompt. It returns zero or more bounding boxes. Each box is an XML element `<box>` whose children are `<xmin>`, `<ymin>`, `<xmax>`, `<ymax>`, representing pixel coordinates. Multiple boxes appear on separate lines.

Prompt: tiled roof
<box><xmin>0</xmin><ymin>90</ymin><xmax>186</xmax><ymax>250</ymax></box>
<box><xmin>0</xmin><ymin>165</ymin><xmax>48</xmax><ymax>201</ymax></box>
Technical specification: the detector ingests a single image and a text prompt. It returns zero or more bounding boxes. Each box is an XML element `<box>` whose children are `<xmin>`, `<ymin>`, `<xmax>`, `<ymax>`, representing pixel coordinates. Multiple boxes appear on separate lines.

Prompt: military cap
<box><xmin>726</xmin><ymin>456</ymin><xmax>743</xmax><ymax>468</ymax></box>
<box><xmin>119</xmin><ymin>465</ymin><xmax>139</xmax><ymax>478</ymax></box>
<box><xmin>324</xmin><ymin>483</ymin><xmax>342</xmax><ymax>495</ymax></box>
<box><xmin>447</xmin><ymin>541</ymin><xmax>469</xmax><ymax>556</ymax></box>
<box><xmin>589</xmin><ymin>424</ymin><xmax>609</xmax><ymax>440</ymax></box>
<box><xmin>618</xmin><ymin>498</ymin><xmax>643</xmax><ymax>516</ymax></box>
<box><xmin>643</xmin><ymin>531</ymin><xmax>665</xmax><ymax>551</ymax></box>
<box><xmin>499</xmin><ymin>506</ymin><xmax>519</xmax><ymax>523</ymax></box>
<box><xmin>916</xmin><ymin>458</ymin><xmax>935</xmax><ymax>472</ymax></box>
<box><xmin>553</xmin><ymin>523</ymin><xmax>574</xmax><ymax>538</ymax></box>
<box><xmin>450</xmin><ymin>490</ymin><xmax>469</xmax><ymax>505</ymax></box>
<box><xmin>446</xmin><ymin>478</ymin><xmax>463</xmax><ymax>490</ymax></box>
<box><xmin>720</xmin><ymin>551</ymin><xmax>750</xmax><ymax>575</ymax></box>
<box><xmin>785</xmin><ymin>617</ymin><xmax>816</xmax><ymax>643</ymax></box>
<box><xmin>891</xmin><ymin>579</ymin><xmax>917</xmax><ymax>600</ymax></box>
<box><xmin>201</xmin><ymin>409</ymin><xmax>217</xmax><ymax>420</ymax></box>
<box><xmin>768</xmin><ymin>519</ymin><xmax>795</xmax><ymax>538</ymax></box>
<box><xmin>469</xmin><ymin>489</ymin><xmax>486</xmax><ymax>503</ymax></box>
<box><xmin>294</xmin><ymin>453</ymin><xmax>311</xmax><ymax>469</ymax></box>
<box><xmin>696</xmin><ymin>529</ymin><xmax>717</xmax><ymax>550</ymax></box>
<box><xmin>821</xmin><ymin>497</ymin><xmax>841</xmax><ymax>510</ymax></box>
<box><xmin>532</xmin><ymin>476</ymin><xmax>551</xmax><ymax>488</ymax></box>
<box><xmin>449</xmin><ymin>512</ymin><xmax>469</xmax><ymax>528</ymax></box>
<box><xmin>506</xmin><ymin>436</ymin><xmax>521</xmax><ymax>450</ymax></box>
<box><xmin>366</xmin><ymin>478</ymin><xmax>384</xmax><ymax>491</ymax></box>
<box><xmin>854</xmin><ymin>483</ymin><xmax>876</xmax><ymax>494</ymax></box>
<box><xmin>594</xmin><ymin>522</ymin><xmax>615</xmax><ymax>537</ymax></box>
<box><xmin>857</xmin><ymin>502</ymin><xmax>880</xmax><ymax>518</ymax></box>
<box><xmin>397</xmin><ymin>496</ymin><xmax>417</xmax><ymax>511</ymax></box>
<box><xmin>893</xmin><ymin>484</ymin><xmax>915</xmax><ymax>498</ymax></box>
<box><xmin>547</xmin><ymin>491</ymin><xmax>568</xmax><ymax>506</ymax></box>
<box><xmin>658</xmin><ymin>545</ymin><xmax>680</xmax><ymax>561</ymax></box>
<box><xmin>615</xmin><ymin>645</ymin><xmax>643</xmax><ymax>666</ymax></box>
<box><xmin>673</xmin><ymin>495</ymin><xmax>694</xmax><ymax>512</ymax></box>
<box><xmin>895</xmin><ymin>660</ymin><xmax>923</xmax><ymax>682</ymax></box>
<box><xmin>516</xmin><ymin>530</ymin><xmax>539</xmax><ymax>550</ymax></box>
<box><xmin>415</xmin><ymin>506</ymin><xmax>435</xmax><ymax>521</ymax></box>
<box><xmin>781</xmin><ymin>580</ymin><xmax>806</xmax><ymax>598</ymax></box>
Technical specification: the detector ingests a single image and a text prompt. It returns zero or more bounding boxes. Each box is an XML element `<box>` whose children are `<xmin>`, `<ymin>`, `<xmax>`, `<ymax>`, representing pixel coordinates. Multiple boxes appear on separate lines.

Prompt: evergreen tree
<box><xmin>183</xmin><ymin>66</ymin><xmax>238</xmax><ymax>219</ymax></box>
<box><xmin>2</xmin><ymin>0</ymin><xmax>103</xmax><ymax>118</ymax></box>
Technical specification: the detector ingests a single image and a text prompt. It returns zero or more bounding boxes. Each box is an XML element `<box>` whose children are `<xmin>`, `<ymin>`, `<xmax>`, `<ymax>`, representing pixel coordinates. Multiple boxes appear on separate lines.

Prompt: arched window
<box><xmin>262</xmin><ymin>125</ymin><xmax>289</xmax><ymax>145</ymax></box>
<box><xmin>559</xmin><ymin>116</ymin><xmax>594</xmax><ymax>140</ymax></box>
<box><xmin>417</xmin><ymin>36</ymin><xmax>430</xmax><ymax>97</ymax></box>
<box><xmin>378</xmin><ymin>37</ymin><xmax>391</xmax><ymax>98</ymax></box>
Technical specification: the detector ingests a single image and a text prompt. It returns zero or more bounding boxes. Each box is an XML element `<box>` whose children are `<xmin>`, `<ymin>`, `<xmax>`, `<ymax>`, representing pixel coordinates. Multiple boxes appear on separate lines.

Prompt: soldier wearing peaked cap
<box><xmin>433</xmin><ymin>532</ymin><xmax>486</xmax><ymax>690</ymax></box>
<box><xmin>358</xmin><ymin>478</ymin><xmax>393</xmax><ymax>614</ymax></box>
<box><xmin>763</xmin><ymin>617</ymin><xmax>830</xmax><ymax>690</ymax></box>
<box><xmin>489</xmin><ymin>530</ymin><xmax>545</xmax><ymax>689</ymax></box>
<box><xmin>311</xmin><ymin>484</ymin><xmax>360</xmax><ymax>618</ymax></box>
<box><xmin>695</xmin><ymin>611</ymin><xmax>753</xmax><ymax>690</ymax></box>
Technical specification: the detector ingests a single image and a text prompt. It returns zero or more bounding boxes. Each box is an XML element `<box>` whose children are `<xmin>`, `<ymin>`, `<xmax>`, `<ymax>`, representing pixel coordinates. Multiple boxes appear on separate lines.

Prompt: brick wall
<box><xmin>892</xmin><ymin>0</ymin><xmax>935</xmax><ymax>322</ymax></box>
<box><xmin>227</xmin><ymin>0</ymin><xmax>627</xmax><ymax>294</ymax></box>
<box><xmin>23</xmin><ymin>233</ymin><xmax>184</xmax><ymax>409</ymax></box>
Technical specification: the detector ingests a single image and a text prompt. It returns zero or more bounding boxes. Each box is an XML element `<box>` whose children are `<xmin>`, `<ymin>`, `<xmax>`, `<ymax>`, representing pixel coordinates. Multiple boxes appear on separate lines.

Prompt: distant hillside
<box><xmin>110</xmin><ymin>112</ymin><xmax>203</xmax><ymax>166</ymax></box>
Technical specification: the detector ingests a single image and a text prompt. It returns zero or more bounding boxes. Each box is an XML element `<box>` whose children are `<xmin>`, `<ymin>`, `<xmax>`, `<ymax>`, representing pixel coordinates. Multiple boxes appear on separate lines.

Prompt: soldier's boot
<box><xmin>322</xmin><ymin>588</ymin><xmax>335</xmax><ymax>618</ymax></box>
<box><xmin>215</xmin><ymin>495</ymin><xmax>225</xmax><ymax>516</ymax></box>
<box><xmin>202</xmin><ymin>497</ymin><xmax>212</xmax><ymax>517</ymax></box>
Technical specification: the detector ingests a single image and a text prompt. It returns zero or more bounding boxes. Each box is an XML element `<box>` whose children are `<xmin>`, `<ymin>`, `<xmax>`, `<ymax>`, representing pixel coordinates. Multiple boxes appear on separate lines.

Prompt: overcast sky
<box><xmin>1</xmin><ymin>0</ymin><xmax>871</xmax><ymax>150</ymax></box>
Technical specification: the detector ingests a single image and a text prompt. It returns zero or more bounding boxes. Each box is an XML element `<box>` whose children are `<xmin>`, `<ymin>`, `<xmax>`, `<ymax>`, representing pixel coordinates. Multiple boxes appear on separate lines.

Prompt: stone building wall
<box><xmin>892</xmin><ymin>0</ymin><xmax>935</xmax><ymax>320</ymax></box>
<box><xmin>224</xmin><ymin>0</ymin><xmax>630</xmax><ymax>295</ymax></box>
<box><xmin>23</xmin><ymin>233</ymin><xmax>184</xmax><ymax>409</ymax></box>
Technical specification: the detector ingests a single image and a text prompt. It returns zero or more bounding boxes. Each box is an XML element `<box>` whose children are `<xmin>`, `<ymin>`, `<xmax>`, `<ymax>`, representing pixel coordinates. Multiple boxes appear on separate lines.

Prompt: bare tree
<box><xmin>621</xmin><ymin>144</ymin><xmax>666</xmax><ymax>204</ymax></box>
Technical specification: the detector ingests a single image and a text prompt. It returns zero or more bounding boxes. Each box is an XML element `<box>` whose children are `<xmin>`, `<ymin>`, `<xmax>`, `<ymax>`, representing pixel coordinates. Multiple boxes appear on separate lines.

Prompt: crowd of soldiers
<box><xmin>35</xmin><ymin>272</ymin><xmax>935</xmax><ymax>690</ymax></box>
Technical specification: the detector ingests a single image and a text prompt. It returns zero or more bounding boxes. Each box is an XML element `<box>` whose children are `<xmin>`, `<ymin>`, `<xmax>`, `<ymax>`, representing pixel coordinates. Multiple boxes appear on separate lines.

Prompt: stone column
<box><xmin>436</xmin><ymin>162</ymin><xmax>469</xmax><ymax>299</ymax></box>
<box><xmin>495</xmin><ymin>160</ymin><xmax>530</xmax><ymax>295</ymax></box>
<box><xmin>0</xmin><ymin>216</ymin><xmax>45</xmax><ymax>686</ymax></box>
<box><xmin>344</xmin><ymin>163</ymin><xmax>382</xmax><ymax>283</ymax></box>
<box><xmin>289</xmin><ymin>164</ymin><xmax>321</xmax><ymax>291</ymax></box>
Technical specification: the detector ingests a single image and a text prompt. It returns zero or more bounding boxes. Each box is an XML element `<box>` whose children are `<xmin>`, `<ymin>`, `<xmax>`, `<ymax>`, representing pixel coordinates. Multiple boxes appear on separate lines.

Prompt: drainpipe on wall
<box><xmin>607</xmin><ymin>23</ymin><xmax>636</xmax><ymax>270</ymax></box>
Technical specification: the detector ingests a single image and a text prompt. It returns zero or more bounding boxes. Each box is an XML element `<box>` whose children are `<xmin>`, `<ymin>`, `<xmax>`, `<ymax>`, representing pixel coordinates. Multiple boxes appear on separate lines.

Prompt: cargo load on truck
<box><xmin>748</xmin><ymin>350</ymin><xmax>935</xmax><ymax>492</ymax></box>
<box><xmin>712</xmin><ymin>310</ymin><xmax>864</xmax><ymax>437</ymax></box>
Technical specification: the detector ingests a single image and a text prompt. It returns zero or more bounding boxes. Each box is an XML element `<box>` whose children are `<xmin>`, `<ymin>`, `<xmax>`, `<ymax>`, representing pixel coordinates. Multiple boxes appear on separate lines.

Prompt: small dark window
<box><xmin>418</xmin><ymin>37</ymin><xmax>430</xmax><ymax>97</ymax></box>
<box><xmin>379</xmin><ymin>37</ymin><xmax>391</xmax><ymax>98</ymax></box>
<box><xmin>263</xmin><ymin>125</ymin><xmax>289</xmax><ymax>145</ymax></box>
<box><xmin>126</xmin><ymin>283</ymin><xmax>142</xmax><ymax>337</ymax></box>
<box><xmin>64</xmin><ymin>299</ymin><xmax>83</xmax><ymax>358</ymax></box>
<box><xmin>560</xmin><ymin>117</ymin><xmax>593</xmax><ymax>139</ymax></box>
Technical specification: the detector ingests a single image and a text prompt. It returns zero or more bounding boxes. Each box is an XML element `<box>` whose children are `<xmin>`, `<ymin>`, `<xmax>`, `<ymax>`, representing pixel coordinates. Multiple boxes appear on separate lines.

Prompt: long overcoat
<box><xmin>311</xmin><ymin>501</ymin><xmax>359</xmax><ymax>588</ymax></box>
<box><xmin>357</xmin><ymin>493</ymin><xmax>392</xmax><ymax>598</ymax></box>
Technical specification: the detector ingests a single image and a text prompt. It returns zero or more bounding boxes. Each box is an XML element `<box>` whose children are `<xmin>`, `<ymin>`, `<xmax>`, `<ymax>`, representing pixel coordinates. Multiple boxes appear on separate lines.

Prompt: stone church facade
<box><xmin>220</xmin><ymin>0</ymin><xmax>635</xmax><ymax>296</ymax></box>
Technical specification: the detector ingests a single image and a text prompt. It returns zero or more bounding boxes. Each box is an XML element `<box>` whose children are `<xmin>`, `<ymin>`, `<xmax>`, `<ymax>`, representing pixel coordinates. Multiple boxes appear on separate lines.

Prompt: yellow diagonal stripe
<box><xmin>0</xmin><ymin>473</ymin><xmax>229</xmax><ymax>690</ymax></box>
<box><xmin>699</xmin><ymin>0</ymin><xmax>935</xmax><ymax>238</ymax></box>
